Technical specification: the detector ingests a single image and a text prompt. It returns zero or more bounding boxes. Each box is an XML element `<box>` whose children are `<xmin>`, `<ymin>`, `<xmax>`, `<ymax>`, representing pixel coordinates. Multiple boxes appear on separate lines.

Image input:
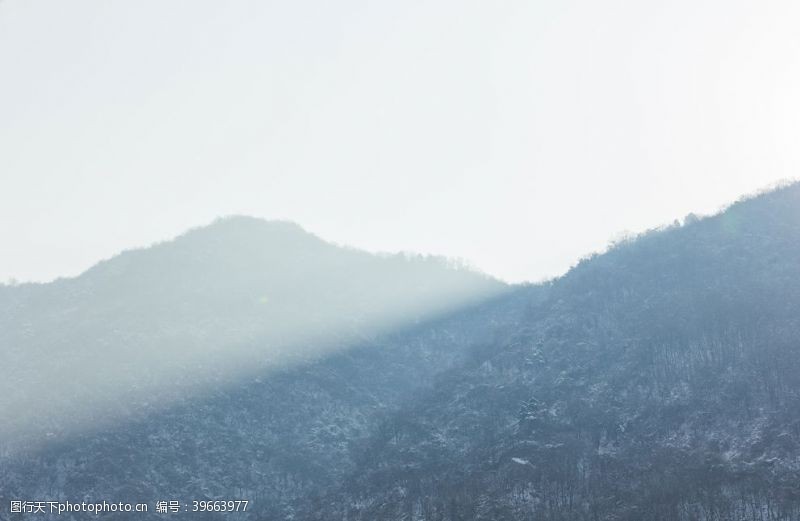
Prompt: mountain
<box><xmin>0</xmin><ymin>217</ymin><xmax>515</xmax><ymax>520</ymax></box>
<box><xmin>0</xmin><ymin>217</ymin><xmax>505</xmax><ymax>449</ymax></box>
<box><xmin>306</xmin><ymin>184</ymin><xmax>800</xmax><ymax>520</ymax></box>
<box><xmin>3</xmin><ymin>185</ymin><xmax>800</xmax><ymax>521</ymax></box>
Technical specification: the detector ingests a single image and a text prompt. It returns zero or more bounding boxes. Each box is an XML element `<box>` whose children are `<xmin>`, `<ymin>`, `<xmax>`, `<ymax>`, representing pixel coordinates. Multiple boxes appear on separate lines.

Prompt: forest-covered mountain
<box><xmin>2</xmin><ymin>185</ymin><xmax>800</xmax><ymax>520</ymax></box>
<box><xmin>307</xmin><ymin>184</ymin><xmax>800</xmax><ymax>521</ymax></box>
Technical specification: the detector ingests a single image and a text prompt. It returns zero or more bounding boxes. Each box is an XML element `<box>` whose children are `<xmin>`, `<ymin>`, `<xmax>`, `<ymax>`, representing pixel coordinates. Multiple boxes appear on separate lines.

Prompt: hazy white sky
<box><xmin>2</xmin><ymin>0</ymin><xmax>799</xmax><ymax>283</ymax></box>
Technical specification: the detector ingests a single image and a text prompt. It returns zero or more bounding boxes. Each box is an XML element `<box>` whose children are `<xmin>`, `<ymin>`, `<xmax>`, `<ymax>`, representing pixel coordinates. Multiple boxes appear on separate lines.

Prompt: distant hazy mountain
<box><xmin>0</xmin><ymin>217</ymin><xmax>504</xmax><ymax>451</ymax></box>
<box><xmin>3</xmin><ymin>185</ymin><xmax>800</xmax><ymax>521</ymax></box>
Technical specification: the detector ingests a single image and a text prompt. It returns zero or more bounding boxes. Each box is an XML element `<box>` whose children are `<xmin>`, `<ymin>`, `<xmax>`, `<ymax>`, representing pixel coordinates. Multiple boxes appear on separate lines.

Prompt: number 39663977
<box><xmin>192</xmin><ymin>500</ymin><xmax>249</xmax><ymax>512</ymax></box>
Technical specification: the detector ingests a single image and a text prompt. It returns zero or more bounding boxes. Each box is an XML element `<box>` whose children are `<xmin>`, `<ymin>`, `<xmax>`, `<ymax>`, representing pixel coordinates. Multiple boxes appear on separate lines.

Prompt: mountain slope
<box><xmin>1</xmin><ymin>288</ymin><xmax>532</xmax><ymax>520</ymax></box>
<box><xmin>309</xmin><ymin>184</ymin><xmax>800</xmax><ymax>521</ymax></box>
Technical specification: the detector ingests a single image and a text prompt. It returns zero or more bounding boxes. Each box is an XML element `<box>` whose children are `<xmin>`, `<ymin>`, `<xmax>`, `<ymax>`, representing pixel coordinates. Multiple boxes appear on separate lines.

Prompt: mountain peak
<box><xmin>195</xmin><ymin>215</ymin><xmax>308</xmax><ymax>235</ymax></box>
<box><xmin>174</xmin><ymin>215</ymin><xmax>322</xmax><ymax>250</ymax></box>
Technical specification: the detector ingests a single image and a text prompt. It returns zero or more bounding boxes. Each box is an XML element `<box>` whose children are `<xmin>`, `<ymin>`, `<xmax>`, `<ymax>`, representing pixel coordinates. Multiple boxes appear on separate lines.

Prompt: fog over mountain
<box><xmin>0</xmin><ymin>218</ymin><xmax>504</xmax><ymax>451</ymax></box>
<box><xmin>2</xmin><ymin>184</ymin><xmax>800</xmax><ymax>520</ymax></box>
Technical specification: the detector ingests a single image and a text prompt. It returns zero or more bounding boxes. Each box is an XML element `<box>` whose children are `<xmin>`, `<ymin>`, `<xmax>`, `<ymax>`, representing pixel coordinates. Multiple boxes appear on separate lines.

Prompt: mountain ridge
<box><xmin>308</xmin><ymin>181</ymin><xmax>800</xmax><ymax>520</ymax></box>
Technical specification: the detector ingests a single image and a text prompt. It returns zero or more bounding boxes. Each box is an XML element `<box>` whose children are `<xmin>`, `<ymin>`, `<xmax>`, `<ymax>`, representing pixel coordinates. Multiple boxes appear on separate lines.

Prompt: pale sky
<box><xmin>2</xmin><ymin>0</ymin><xmax>799</xmax><ymax>283</ymax></box>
